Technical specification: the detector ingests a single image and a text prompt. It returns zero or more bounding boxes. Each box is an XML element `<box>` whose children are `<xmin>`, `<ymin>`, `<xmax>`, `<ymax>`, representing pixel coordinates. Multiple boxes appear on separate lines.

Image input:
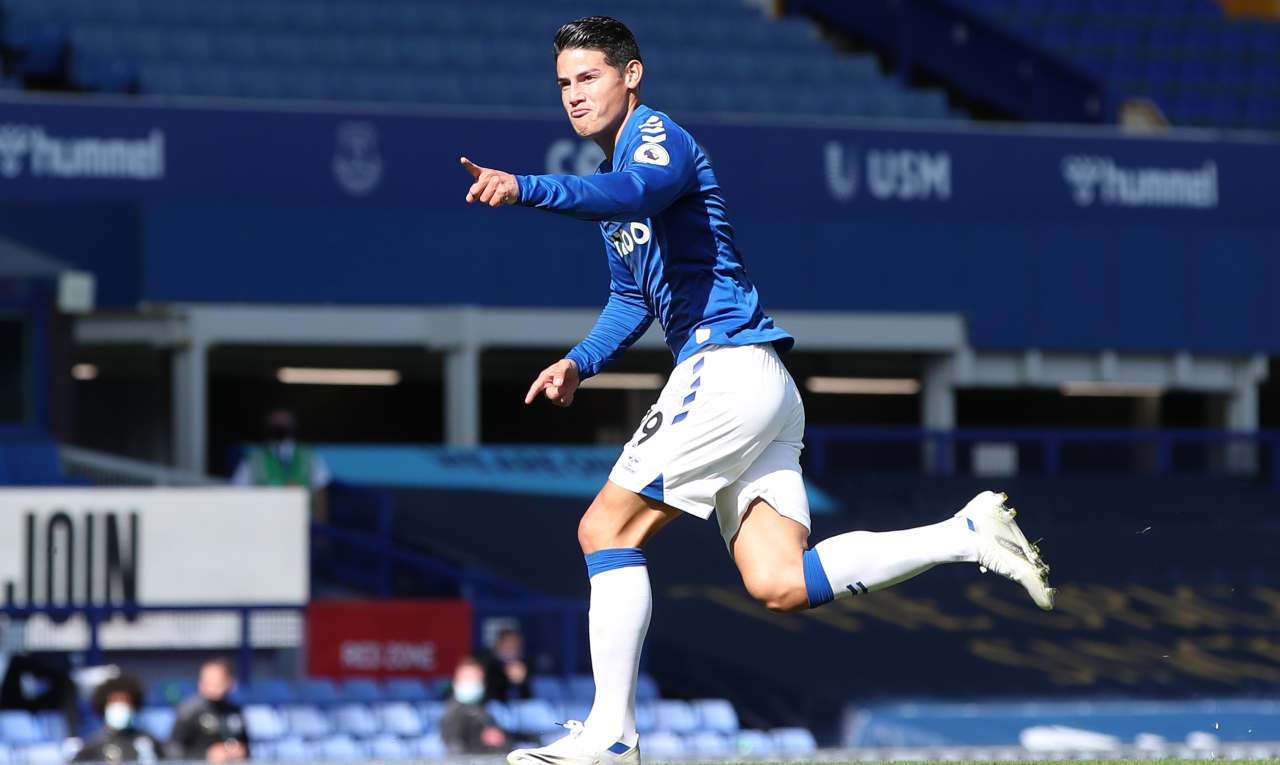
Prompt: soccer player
<box><xmin>460</xmin><ymin>16</ymin><xmax>1054</xmax><ymax>765</ymax></box>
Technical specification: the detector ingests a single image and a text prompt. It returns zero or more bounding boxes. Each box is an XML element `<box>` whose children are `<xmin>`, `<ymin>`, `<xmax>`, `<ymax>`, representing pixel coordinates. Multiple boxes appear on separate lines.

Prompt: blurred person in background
<box><xmin>232</xmin><ymin>408</ymin><xmax>330</xmax><ymax>523</ymax></box>
<box><xmin>72</xmin><ymin>672</ymin><xmax>161</xmax><ymax>763</ymax></box>
<box><xmin>440</xmin><ymin>656</ymin><xmax>508</xmax><ymax>754</ymax></box>
<box><xmin>166</xmin><ymin>658</ymin><xmax>249</xmax><ymax>762</ymax></box>
<box><xmin>481</xmin><ymin>626</ymin><xmax>532</xmax><ymax>702</ymax></box>
<box><xmin>0</xmin><ymin>648</ymin><xmax>82</xmax><ymax>740</ymax></box>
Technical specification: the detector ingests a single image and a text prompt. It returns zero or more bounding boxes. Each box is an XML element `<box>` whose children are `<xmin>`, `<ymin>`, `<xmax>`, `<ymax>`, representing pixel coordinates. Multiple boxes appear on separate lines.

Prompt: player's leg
<box><xmin>508</xmin><ymin>482</ymin><xmax>677</xmax><ymax>765</ymax></box>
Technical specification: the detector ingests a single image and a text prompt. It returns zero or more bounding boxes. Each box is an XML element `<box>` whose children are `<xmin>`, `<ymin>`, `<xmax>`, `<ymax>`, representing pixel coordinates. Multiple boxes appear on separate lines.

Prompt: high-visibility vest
<box><xmin>246</xmin><ymin>444</ymin><xmax>314</xmax><ymax>487</ymax></box>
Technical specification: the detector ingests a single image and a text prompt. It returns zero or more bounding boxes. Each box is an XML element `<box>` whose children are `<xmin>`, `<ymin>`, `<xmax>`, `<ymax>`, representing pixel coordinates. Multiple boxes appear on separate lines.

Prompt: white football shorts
<box><xmin>607</xmin><ymin>342</ymin><xmax>810</xmax><ymax>548</ymax></box>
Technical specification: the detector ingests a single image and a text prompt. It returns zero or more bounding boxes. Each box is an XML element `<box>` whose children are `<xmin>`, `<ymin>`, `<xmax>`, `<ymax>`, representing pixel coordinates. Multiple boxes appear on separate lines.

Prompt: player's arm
<box><xmin>525</xmin><ymin>256</ymin><xmax>653</xmax><ymax>407</ymax></box>
<box><xmin>460</xmin><ymin>130</ymin><xmax>696</xmax><ymax>221</ymax></box>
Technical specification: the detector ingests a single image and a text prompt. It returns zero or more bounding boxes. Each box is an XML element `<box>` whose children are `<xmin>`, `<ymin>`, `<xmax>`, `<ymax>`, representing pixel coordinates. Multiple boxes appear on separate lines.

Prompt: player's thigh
<box><xmin>578</xmin><ymin>480</ymin><xmax>682</xmax><ymax>554</ymax></box>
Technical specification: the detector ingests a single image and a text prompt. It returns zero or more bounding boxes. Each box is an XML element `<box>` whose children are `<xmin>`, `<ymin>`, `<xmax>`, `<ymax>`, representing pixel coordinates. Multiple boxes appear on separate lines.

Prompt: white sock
<box><xmin>803</xmin><ymin>516</ymin><xmax>977</xmax><ymax>606</ymax></box>
<box><xmin>581</xmin><ymin>548</ymin><xmax>651</xmax><ymax>749</ymax></box>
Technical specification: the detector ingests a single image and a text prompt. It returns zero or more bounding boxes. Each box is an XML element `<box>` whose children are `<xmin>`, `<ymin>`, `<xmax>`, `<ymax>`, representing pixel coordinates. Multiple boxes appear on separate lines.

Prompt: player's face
<box><xmin>556</xmin><ymin>48</ymin><xmax>636</xmax><ymax>140</ymax></box>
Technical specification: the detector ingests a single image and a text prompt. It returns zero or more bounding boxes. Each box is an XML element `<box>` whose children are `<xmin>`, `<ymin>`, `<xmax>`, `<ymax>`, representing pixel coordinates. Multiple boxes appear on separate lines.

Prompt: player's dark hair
<box><xmin>553</xmin><ymin>16</ymin><xmax>642</xmax><ymax>71</ymax></box>
<box><xmin>91</xmin><ymin>672</ymin><xmax>146</xmax><ymax>717</ymax></box>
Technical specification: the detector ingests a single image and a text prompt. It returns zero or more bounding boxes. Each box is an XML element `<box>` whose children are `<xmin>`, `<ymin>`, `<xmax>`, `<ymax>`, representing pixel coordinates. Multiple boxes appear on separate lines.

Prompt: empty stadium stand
<box><xmin>956</xmin><ymin>0</ymin><xmax>1280</xmax><ymax>129</ymax></box>
<box><xmin>0</xmin><ymin>0</ymin><xmax>953</xmax><ymax>120</ymax></box>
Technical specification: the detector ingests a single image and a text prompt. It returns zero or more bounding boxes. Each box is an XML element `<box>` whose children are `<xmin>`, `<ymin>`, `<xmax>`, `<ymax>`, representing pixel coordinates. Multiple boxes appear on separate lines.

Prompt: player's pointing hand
<box><xmin>460</xmin><ymin>156</ymin><xmax>520</xmax><ymax>207</ymax></box>
<box><xmin>525</xmin><ymin>358</ymin><xmax>580</xmax><ymax>407</ymax></box>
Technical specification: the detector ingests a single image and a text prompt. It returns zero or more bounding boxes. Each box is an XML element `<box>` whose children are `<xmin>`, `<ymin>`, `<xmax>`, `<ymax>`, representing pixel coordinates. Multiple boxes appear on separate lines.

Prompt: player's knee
<box><xmin>742</xmin><ymin>567</ymin><xmax>808</xmax><ymax>614</ymax></box>
<box><xmin>577</xmin><ymin>504</ymin><xmax>621</xmax><ymax>554</ymax></box>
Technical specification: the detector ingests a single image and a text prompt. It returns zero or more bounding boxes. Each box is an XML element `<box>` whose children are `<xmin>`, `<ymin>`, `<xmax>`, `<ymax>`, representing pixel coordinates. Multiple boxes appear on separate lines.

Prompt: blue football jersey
<box><xmin>515</xmin><ymin>104</ymin><xmax>793</xmax><ymax>377</ymax></box>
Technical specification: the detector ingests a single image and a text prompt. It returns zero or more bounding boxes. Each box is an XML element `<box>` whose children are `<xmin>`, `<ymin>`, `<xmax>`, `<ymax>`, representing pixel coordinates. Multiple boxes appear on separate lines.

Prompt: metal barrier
<box><xmin>805</xmin><ymin>427</ymin><xmax>1280</xmax><ymax>486</ymax></box>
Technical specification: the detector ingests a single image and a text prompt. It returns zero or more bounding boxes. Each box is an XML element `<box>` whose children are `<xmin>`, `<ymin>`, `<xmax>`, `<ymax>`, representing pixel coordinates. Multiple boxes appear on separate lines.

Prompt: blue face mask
<box><xmin>454</xmin><ymin>680</ymin><xmax>484</xmax><ymax>705</ymax></box>
<box><xmin>104</xmin><ymin>702</ymin><xmax>135</xmax><ymax>731</ymax></box>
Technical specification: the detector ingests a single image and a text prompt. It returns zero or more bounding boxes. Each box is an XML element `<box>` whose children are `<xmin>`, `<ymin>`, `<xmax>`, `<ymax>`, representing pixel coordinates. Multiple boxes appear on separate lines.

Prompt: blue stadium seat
<box><xmin>383</xmin><ymin>677</ymin><xmax>429</xmax><ymax>703</ymax></box>
<box><xmin>566</xmin><ymin>675</ymin><xmax>594</xmax><ymax>702</ymax></box>
<box><xmin>242</xmin><ymin>679</ymin><xmax>298</xmax><ymax>705</ymax></box>
<box><xmin>270</xmin><ymin>737</ymin><xmax>311</xmax><ymax>762</ymax></box>
<box><xmin>771</xmin><ymin>726</ymin><xmax>818</xmax><ymax>755</ymax></box>
<box><xmin>376</xmin><ymin>703</ymin><xmax>424</xmax><ymax>737</ymax></box>
<box><xmin>687</xmin><ymin>731</ymin><xmax>734</xmax><ymax>756</ymax></box>
<box><xmin>694</xmin><ymin>699</ymin><xmax>739</xmax><ymax>734</ymax></box>
<box><xmin>512</xmin><ymin>700</ymin><xmax>559</xmax><ymax>734</ymax></box>
<box><xmin>0</xmin><ymin>712</ymin><xmax>43</xmax><ymax>745</ymax></box>
<box><xmin>484</xmin><ymin>701</ymin><xmax>517</xmax><ymax>732</ymax></box>
<box><xmin>137</xmin><ymin>708</ymin><xmax>176</xmax><ymax>741</ymax></box>
<box><xmin>16</xmin><ymin>743</ymin><xmax>63</xmax><ymax>765</ymax></box>
<box><xmin>653</xmin><ymin>700</ymin><xmax>699</xmax><ymax>734</ymax></box>
<box><xmin>243</xmin><ymin>705</ymin><xmax>288</xmax><ymax>741</ymax></box>
<box><xmin>411</xmin><ymin>733</ymin><xmax>447</xmax><ymax>758</ymax></box>
<box><xmin>0</xmin><ymin>744</ymin><xmax>11</xmax><ymax>765</ymax></box>
<box><xmin>642</xmin><ymin>731</ymin><xmax>685</xmax><ymax>759</ymax></box>
<box><xmin>35</xmin><ymin>711</ymin><xmax>67</xmax><ymax>742</ymax></box>
<box><xmin>366</xmin><ymin>734</ymin><xmax>413</xmax><ymax>760</ymax></box>
<box><xmin>282</xmin><ymin>705</ymin><xmax>332</xmax><ymax>739</ymax></box>
<box><xmin>633</xmin><ymin>702</ymin><xmax>657</xmax><ymax>733</ymax></box>
<box><xmin>530</xmin><ymin>676</ymin><xmax>566</xmax><ymax>702</ymax></box>
<box><xmin>339</xmin><ymin>678</ymin><xmax>381</xmax><ymax>703</ymax></box>
<box><xmin>249</xmin><ymin>740</ymin><xmax>275</xmax><ymax>761</ymax></box>
<box><xmin>331</xmin><ymin>704</ymin><xmax>380</xmax><ymax>737</ymax></box>
<box><xmin>635</xmin><ymin>674</ymin><xmax>660</xmax><ymax>701</ymax></box>
<box><xmin>735</xmin><ymin>729</ymin><xmax>777</xmax><ymax>757</ymax></box>
<box><xmin>313</xmin><ymin>735</ymin><xmax>365</xmax><ymax>760</ymax></box>
<box><xmin>418</xmin><ymin>700</ymin><xmax>447</xmax><ymax>728</ymax></box>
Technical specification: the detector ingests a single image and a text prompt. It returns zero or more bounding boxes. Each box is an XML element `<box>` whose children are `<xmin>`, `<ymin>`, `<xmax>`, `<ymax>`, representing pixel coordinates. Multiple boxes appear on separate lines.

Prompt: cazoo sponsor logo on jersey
<box><xmin>609</xmin><ymin>222</ymin><xmax>652</xmax><ymax>257</ymax></box>
<box><xmin>1061</xmin><ymin>155</ymin><xmax>1218</xmax><ymax>209</ymax></box>
<box><xmin>823</xmin><ymin>142</ymin><xmax>951</xmax><ymax>202</ymax></box>
<box><xmin>0</xmin><ymin>124</ymin><xmax>165</xmax><ymax>181</ymax></box>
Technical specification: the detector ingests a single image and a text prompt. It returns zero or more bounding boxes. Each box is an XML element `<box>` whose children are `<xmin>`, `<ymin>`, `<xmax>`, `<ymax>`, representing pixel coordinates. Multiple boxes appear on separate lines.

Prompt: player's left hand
<box><xmin>525</xmin><ymin>358</ymin><xmax>580</xmax><ymax>407</ymax></box>
<box><xmin>460</xmin><ymin>156</ymin><xmax>519</xmax><ymax>207</ymax></box>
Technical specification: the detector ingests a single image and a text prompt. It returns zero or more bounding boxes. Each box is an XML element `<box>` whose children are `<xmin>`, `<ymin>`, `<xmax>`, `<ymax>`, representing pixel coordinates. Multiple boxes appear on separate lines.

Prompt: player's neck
<box><xmin>595</xmin><ymin>96</ymin><xmax>641</xmax><ymax>161</ymax></box>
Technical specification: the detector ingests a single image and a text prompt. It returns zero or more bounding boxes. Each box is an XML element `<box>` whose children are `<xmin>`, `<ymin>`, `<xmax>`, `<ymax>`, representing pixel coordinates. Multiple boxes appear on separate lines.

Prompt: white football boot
<box><xmin>507</xmin><ymin>721</ymin><xmax>640</xmax><ymax>765</ymax></box>
<box><xmin>955</xmin><ymin>490</ymin><xmax>1056</xmax><ymax>610</ymax></box>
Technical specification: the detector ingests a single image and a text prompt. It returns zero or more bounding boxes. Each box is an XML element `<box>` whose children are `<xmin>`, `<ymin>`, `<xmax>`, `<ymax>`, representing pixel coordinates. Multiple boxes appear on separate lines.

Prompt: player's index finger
<box><xmin>459</xmin><ymin>156</ymin><xmax>482</xmax><ymax>179</ymax></box>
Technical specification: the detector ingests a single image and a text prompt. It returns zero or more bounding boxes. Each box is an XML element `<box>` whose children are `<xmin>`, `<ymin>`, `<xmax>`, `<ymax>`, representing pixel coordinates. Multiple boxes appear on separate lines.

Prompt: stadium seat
<box><xmin>642</xmin><ymin>731</ymin><xmax>686</xmax><ymax>759</ymax></box>
<box><xmin>249</xmin><ymin>741</ymin><xmax>275</xmax><ymax>761</ymax></box>
<box><xmin>137</xmin><ymin>708</ymin><xmax>176</xmax><ymax>740</ymax></box>
<box><xmin>687</xmin><ymin>731</ymin><xmax>734</xmax><ymax>756</ymax></box>
<box><xmin>0</xmin><ymin>712</ymin><xmax>42</xmax><ymax>745</ymax></box>
<box><xmin>560</xmin><ymin>699</ymin><xmax>591</xmax><ymax>727</ymax></box>
<box><xmin>653</xmin><ymin>700</ymin><xmax>699</xmax><ymax>734</ymax></box>
<box><xmin>694</xmin><ymin>699</ymin><xmax>739</xmax><ymax>734</ymax></box>
<box><xmin>735</xmin><ymin>729</ymin><xmax>777</xmax><ymax>757</ymax></box>
<box><xmin>366</xmin><ymin>734</ymin><xmax>413</xmax><ymax>760</ymax></box>
<box><xmin>772</xmin><ymin>726</ymin><xmax>818</xmax><ymax>755</ymax></box>
<box><xmin>635</xmin><ymin>674</ymin><xmax>660</xmax><ymax>701</ymax></box>
<box><xmin>529</xmin><ymin>676</ymin><xmax>566</xmax><ymax>702</ymax></box>
<box><xmin>16</xmin><ymin>743</ymin><xmax>63</xmax><ymax>765</ymax></box>
<box><xmin>270</xmin><ymin>737</ymin><xmax>311</xmax><ymax>762</ymax></box>
<box><xmin>313</xmin><ymin>735</ymin><xmax>365</xmax><ymax>761</ymax></box>
<box><xmin>634</xmin><ymin>702</ymin><xmax>657</xmax><ymax>733</ymax></box>
<box><xmin>243</xmin><ymin>705</ymin><xmax>288</xmax><ymax>741</ymax></box>
<box><xmin>298</xmin><ymin>678</ymin><xmax>341</xmax><ymax>705</ymax></box>
<box><xmin>383</xmin><ymin>678</ymin><xmax>430</xmax><ymax>702</ymax></box>
<box><xmin>242</xmin><ymin>678</ymin><xmax>298</xmax><ymax>705</ymax></box>
<box><xmin>411</xmin><ymin>733</ymin><xmax>447</xmax><ymax>758</ymax></box>
<box><xmin>34</xmin><ymin>711</ymin><xmax>66</xmax><ymax>742</ymax></box>
<box><xmin>376</xmin><ymin>703</ymin><xmax>424</xmax><ymax>737</ymax></box>
<box><xmin>338</xmin><ymin>678</ymin><xmax>381</xmax><ymax>703</ymax></box>
<box><xmin>566</xmin><ymin>675</ymin><xmax>594</xmax><ymax>702</ymax></box>
<box><xmin>418</xmin><ymin>700</ymin><xmax>447</xmax><ymax>730</ymax></box>
<box><xmin>484</xmin><ymin>701</ymin><xmax>517</xmax><ymax>732</ymax></box>
<box><xmin>0</xmin><ymin>744</ymin><xmax>11</xmax><ymax>765</ymax></box>
<box><xmin>282</xmin><ymin>705</ymin><xmax>332</xmax><ymax>739</ymax></box>
<box><xmin>330</xmin><ymin>704</ymin><xmax>380</xmax><ymax>737</ymax></box>
<box><xmin>512</xmin><ymin>699</ymin><xmax>559</xmax><ymax>734</ymax></box>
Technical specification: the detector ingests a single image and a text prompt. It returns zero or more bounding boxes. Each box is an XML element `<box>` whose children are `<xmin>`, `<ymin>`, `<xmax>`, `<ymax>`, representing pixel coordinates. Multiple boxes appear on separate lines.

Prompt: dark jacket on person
<box><xmin>165</xmin><ymin>696</ymin><xmax>250</xmax><ymax>760</ymax></box>
<box><xmin>439</xmin><ymin>700</ymin><xmax>505</xmax><ymax>754</ymax></box>
<box><xmin>72</xmin><ymin>728</ymin><xmax>163</xmax><ymax>763</ymax></box>
<box><xmin>480</xmin><ymin>651</ymin><xmax>531</xmax><ymax>702</ymax></box>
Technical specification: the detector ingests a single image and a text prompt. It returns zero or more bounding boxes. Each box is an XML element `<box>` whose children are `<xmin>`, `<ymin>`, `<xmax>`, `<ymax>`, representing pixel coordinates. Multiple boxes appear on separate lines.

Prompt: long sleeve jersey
<box><xmin>515</xmin><ymin>104</ymin><xmax>793</xmax><ymax>378</ymax></box>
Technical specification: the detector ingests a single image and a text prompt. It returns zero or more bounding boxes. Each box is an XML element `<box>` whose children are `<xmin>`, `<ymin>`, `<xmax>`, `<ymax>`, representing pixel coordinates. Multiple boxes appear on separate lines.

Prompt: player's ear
<box><xmin>624</xmin><ymin>59</ymin><xmax>643</xmax><ymax>91</ymax></box>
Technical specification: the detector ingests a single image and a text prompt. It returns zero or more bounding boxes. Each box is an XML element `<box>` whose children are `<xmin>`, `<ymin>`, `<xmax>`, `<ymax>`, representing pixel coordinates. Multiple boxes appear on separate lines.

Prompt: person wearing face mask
<box><xmin>72</xmin><ymin>672</ymin><xmax>162</xmax><ymax>763</ymax></box>
<box><xmin>231</xmin><ymin>409</ymin><xmax>331</xmax><ymax>523</ymax></box>
<box><xmin>165</xmin><ymin>658</ymin><xmax>249</xmax><ymax>762</ymax></box>
<box><xmin>439</xmin><ymin>657</ymin><xmax>508</xmax><ymax>754</ymax></box>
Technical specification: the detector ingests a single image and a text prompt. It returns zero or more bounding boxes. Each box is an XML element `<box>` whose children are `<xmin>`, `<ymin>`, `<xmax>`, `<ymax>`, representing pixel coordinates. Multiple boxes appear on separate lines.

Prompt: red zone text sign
<box><xmin>307</xmin><ymin>600</ymin><xmax>472</xmax><ymax>678</ymax></box>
